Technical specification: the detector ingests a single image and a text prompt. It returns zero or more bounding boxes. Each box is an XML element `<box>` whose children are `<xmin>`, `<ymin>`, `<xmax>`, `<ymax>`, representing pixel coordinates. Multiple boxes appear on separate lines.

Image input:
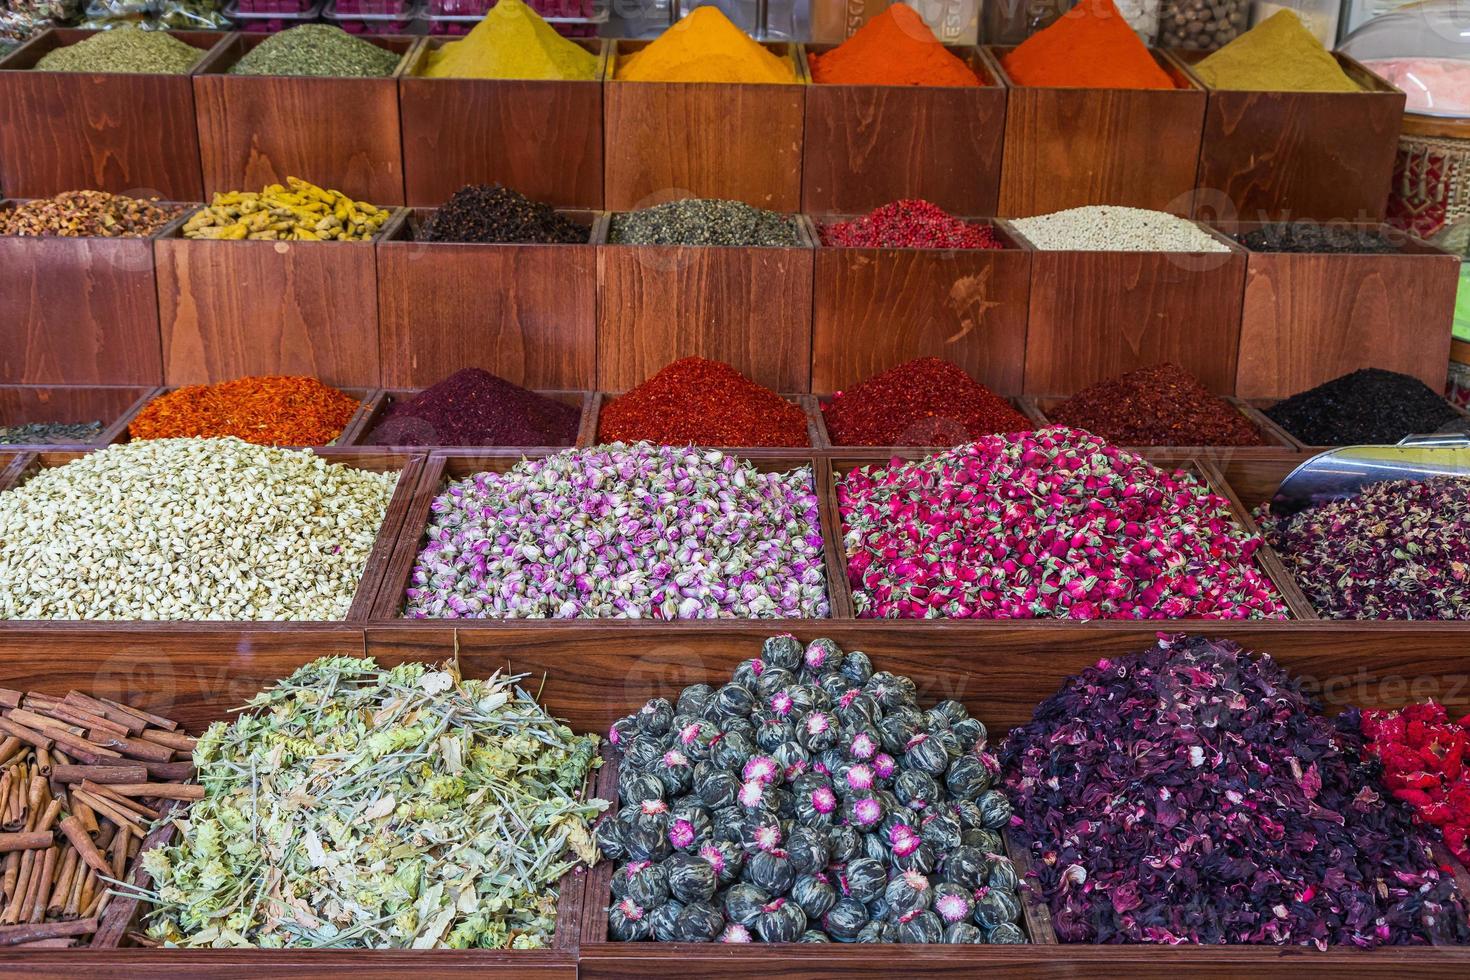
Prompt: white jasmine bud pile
<box><xmin>0</xmin><ymin>438</ymin><xmax>396</xmax><ymax>621</ymax></box>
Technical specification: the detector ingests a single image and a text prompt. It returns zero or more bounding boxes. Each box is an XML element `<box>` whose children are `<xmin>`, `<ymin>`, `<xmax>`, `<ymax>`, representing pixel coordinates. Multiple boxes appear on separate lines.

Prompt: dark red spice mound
<box><xmin>1004</xmin><ymin>635</ymin><xmax>1470</xmax><ymax>948</ymax></box>
<box><xmin>598</xmin><ymin>357</ymin><xmax>809</xmax><ymax>448</ymax></box>
<box><xmin>819</xmin><ymin>200</ymin><xmax>1002</xmax><ymax>250</ymax></box>
<box><xmin>1047</xmin><ymin>363</ymin><xmax>1266</xmax><ymax>446</ymax></box>
<box><xmin>823</xmin><ymin>358</ymin><xmax>1031</xmax><ymax>447</ymax></box>
<box><xmin>363</xmin><ymin>368</ymin><xmax>580</xmax><ymax>447</ymax></box>
<box><xmin>1361</xmin><ymin>701</ymin><xmax>1470</xmax><ymax>869</ymax></box>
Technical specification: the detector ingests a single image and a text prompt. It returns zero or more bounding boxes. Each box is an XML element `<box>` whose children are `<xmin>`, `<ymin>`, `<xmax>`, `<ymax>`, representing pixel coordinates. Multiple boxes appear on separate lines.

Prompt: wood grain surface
<box><xmin>810</xmin><ymin>221</ymin><xmax>1031</xmax><ymax>393</ymax></box>
<box><xmin>597</xmin><ymin>227</ymin><xmax>815</xmax><ymax>391</ymax></box>
<box><xmin>377</xmin><ymin>212</ymin><xmax>601</xmax><ymax>389</ymax></box>
<box><xmin>0</xmin><ymin>29</ymin><xmax>221</xmax><ymax>201</ymax></box>
<box><xmin>0</xmin><ymin>384</ymin><xmax>156</xmax><ymax>449</ymax></box>
<box><xmin>192</xmin><ymin>35</ymin><xmax>416</xmax><ymax>205</ymax></box>
<box><xmin>1232</xmin><ymin>227</ymin><xmax>1459</xmax><ymax>399</ymax></box>
<box><xmin>399</xmin><ymin>40</ymin><xmax>605</xmax><ymax>209</ymax></box>
<box><xmin>992</xmin><ymin>48</ymin><xmax>1206</xmax><ymax>218</ymax></box>
<box><xmin>1179</xmin><ymin>52</ymin><xmax>1405</xmax><ymax>222</ymax></box>
<box><xmin>603</xmin><ymin>42</ymin><xmax>806</xmax><ymax>211</ymax></box>
<box><xmin>801</xmin><ymin>47</ymin><xmax>1005</xmax><ymax>215</ymax></box>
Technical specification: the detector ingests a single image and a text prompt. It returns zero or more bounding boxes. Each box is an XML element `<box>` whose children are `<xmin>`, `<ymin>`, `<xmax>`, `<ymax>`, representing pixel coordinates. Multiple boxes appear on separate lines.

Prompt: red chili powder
<box><xmin>599</xmin><ymin>357</ymin><xmax>810</xmax><ymax>447</ymax></box>
<box><xmin>808</xmin><ymin>4</ymin><xmax>981</xmax><ymax>87</ymax></box>
<box><xmin>129</xmin><ymin>376</ymin><xmax>360</xmax><ymax>446</ymax></box>
<box><xmin>823</xmin><ymin>358</ymin><xmax>1031</xmax><ymax>446</ymax></box>
<box><xmin>1047</xmin><ymin>363</ymin><xmax>1267</xmax><ymax>446</ymax></box>
<box><xmin>820</xmin><ymin>200</ymin><xmax>1003</xmax><ymax>249</ymax></box>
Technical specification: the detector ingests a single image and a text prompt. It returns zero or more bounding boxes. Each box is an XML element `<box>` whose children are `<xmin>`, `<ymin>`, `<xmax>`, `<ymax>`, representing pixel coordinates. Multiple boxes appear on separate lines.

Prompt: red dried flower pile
<box><xmin>823</xmin><ymin>358</ymin><xmax>1031</xmax><ymax>447</ymax></box>
<box><xmin>1361</xmin><ymin>701</ymin><xmax>1470</xmax><ymax>868</ymax></box>
<box><xmin>598</xmin><ymin>357</ymin><xmax>809</xmax><ymax>448</ymax></box>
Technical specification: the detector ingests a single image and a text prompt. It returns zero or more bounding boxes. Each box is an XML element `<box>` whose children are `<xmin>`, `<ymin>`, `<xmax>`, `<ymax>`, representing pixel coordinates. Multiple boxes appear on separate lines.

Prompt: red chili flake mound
<box><xmin>598</xmin><ymin>357</ymin><xmax>809</xmax><ymax>448</ymax></box>
<box><xmin>364</xmin><ymin>368</ymin><xmax>580</xmax><ymax>447</ymax></box>
<box><xmin>129</xmin><ymin>376</ymin><xmax>360</xmax><ymax>446</ymax></box>
<box><xmin>819</xmin><ymin>200</ymin><xmax>1003</xmax><ymax>249</ymax></box>
<box><xmin>1361</xmin><ymin>701</ymin><xmax>1470</xmax><ymax>869</ymax></box>
<box><xmin>1047</xmin><ymin>363</ymin><xmax>1266</xmax><ymax>446</ymax></box>
<box><xmin>823</xmin><ymin>358</ymin><xmax>1030</xmax><ymax>447</ymax></box>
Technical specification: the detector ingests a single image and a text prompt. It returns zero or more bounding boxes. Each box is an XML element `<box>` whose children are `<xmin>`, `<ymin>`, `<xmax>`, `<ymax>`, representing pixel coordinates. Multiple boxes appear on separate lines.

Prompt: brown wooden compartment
<box><xmin>0</xmin><ymin>28</ymin><xmax>226</xmax><ymax>201</ymax></box>
<box><xmin>376</xmin><ymin>210</ymin><xmax>603</xmax><ymax>391</ymax></box>
<box><xmin>0</xmin><ymin>385</ymin><xmax>157</xmax><ymax>450</ymax></box>
<box><xmin>155</xmin><ymin>208</ymin><xmax>408</xmax><ymax>387</ymax></box>
<box><xmin>346</xmin><ymin>389</ymin><xmax>595</xmax><ymax>450</ymax></box>
<box><xmin>586</xmin><ymin>392</ymin><xmax>825</xmax><ymax>450</ymax></box>
<box><xmin>1221</xmin><ymin>221</ymin><xmax>1459</xmax><ymax>400</ymax></box>
<box><xmin>399</xmin><ymin>40</ymin><xmax>606</xmax><ymax>209</ymax></box>
<box><xmin>116</xmin><ymin>384</ymin><xmax>380</xmax><ymax>448</ymax></box>
<box><xmin>990</xmin><ymin>47</ymin><xmax>1206</xmax><ymax>218</ymax></box>
<box><xmin>1023</xmin><ymin>393</ymin><xmax>1301</xmax><ymax>454</ymax></box>
<box><xmin>809</xmin><ymin>217</ymin><xmax>1031</xmax><ymax>395</ymax></box>
<box><xmin>192</xmin><ymin>34</ymin><xmax>420</xmax><ymax>205</ymax></box>
<box><xmin>801</xmin><ymin>46</ymin><xmax>1006</xmax><ymax>216</ymax></box>
<box><xmin>368</xmin><ymin>451</ymin><xmax>852</xmax><ymax>620</ymax></box>
<box><xmin>603</xmin><ymin>41</ymin><xmax>808</xmax><ymax>211</ymax></box>
<box><xmin>1013</xmin><ymin>223</ymin><xmax>1248</xmax><ymax>395</ymax></box>
<box><xmin>0</xmin><ymin>449</ymin><xmax>426</xmax><ymax>624</ymax></box>
<box><xmin>1176</xmin><ymin>51</ymin><xmax>1405</xmax><ymax>223</ymax></box>
<box><xmin>597</xmin><ymin>215</ymin><xmax>816</xmax><ymax>393</ymax></box>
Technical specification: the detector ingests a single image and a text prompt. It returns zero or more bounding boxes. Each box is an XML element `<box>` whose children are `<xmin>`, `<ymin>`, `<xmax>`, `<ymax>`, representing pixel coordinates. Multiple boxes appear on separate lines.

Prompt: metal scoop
<box><xmin>1269</xmin><ymin>434</ymin><xmax>1470</xmax><ymax>516</ymax></box>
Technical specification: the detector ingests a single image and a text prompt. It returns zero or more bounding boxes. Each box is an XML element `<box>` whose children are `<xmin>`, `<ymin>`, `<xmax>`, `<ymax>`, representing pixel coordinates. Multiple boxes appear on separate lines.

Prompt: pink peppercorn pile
<box><xmin>823</xmin><ymin>358</ymin><xmax>1031</xmax><ymax>447</ymax></box>
<box><xmin>837</xmin><ymin>426</ymin><xmax>1287</xmax><ymax>621</ymax></box>
<box><xmin>819</xmin><ymin>200</ymin><xmax>1003</xmax><ymax>249</ymax></box>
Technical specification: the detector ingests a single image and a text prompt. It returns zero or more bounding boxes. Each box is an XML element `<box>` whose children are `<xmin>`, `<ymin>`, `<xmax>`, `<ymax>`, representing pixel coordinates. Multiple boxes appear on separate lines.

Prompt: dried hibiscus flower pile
<box><xmin>1360</xmin><ymin>701</ymin><xmax>1470</xmax><ymax>869</ymax></box>
<box><xmin>836</xmin><ymin>426</ymin><xmax>1286</xmax><ymax>620</ymax></box>
<box><xmin>1258</xmin><ymin>477</ymin><xmax>1470</xmax><ymax>620</ymax></box>
<box><xmin>596</xmin><ymin>635</ymin><xmax>1027</xmax><ymax>945</ymax></box>
<box><xmin>1003</xmin><ymin>636</ymin><xmax>1470</xmax><ymax>948</ymax></box>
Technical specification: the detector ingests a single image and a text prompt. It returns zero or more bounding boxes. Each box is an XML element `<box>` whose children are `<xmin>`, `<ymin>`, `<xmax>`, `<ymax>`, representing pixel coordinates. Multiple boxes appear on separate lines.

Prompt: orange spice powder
<box><xmin>809</xmin><ymin>5</ymin><xmax>981</xmax><ymax>87</ymax></box>
<box><xmin>1002</xmin><ymin>0</ymin><xmax>1176</xmax><ymax>90</ymax></box>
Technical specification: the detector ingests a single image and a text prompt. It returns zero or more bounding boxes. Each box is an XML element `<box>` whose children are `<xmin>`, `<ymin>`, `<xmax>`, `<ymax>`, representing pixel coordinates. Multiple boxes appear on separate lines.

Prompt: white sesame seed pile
<box><xmin>1009</xmin><ymin>206</ymin><xmax>1230</xmax><ymax>253</ymax></box>
<box><xmin>0</xmin><ymin>437</ymin><xmax>397</xmax><ymax>621</ymax></box>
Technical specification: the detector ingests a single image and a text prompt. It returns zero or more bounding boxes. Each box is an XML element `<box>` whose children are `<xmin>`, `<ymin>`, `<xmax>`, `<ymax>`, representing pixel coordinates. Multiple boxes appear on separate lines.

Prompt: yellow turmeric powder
<box><xmin>616</xmin><ymin>6</ymin><xmax>797</xmax><ymax>84</ymax></box>
<box><xmin>422</xmin><ymin>0</ymin><xmax>596</xmax><ymax>80</ymax></box>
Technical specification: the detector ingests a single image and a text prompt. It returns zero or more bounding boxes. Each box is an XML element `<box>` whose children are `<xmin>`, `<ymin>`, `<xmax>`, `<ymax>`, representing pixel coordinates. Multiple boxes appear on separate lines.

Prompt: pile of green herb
<box><xmin>137</xmin><ymin>657</ymin><xmax>606</xmax><ymax>949</ymax></box>
<box><xmin>230</xmin><ymin>25</ymin><xmax>400</xmax><ymax>78</ymax></box>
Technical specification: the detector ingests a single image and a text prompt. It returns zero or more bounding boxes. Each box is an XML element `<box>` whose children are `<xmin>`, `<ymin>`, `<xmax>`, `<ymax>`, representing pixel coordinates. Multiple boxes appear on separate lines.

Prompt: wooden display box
<box><xmin>376</xmin><ymin>211</ymin><xmax>603</xmax><ymax>390</ymax></box>
<box><xmin>1011</xmin><ymin>223</ymin><xmax>1248</xmax><ymax>395</ymax></box>
<box><xmin>0</xmin><ymin>384</ymin><xmax>156</xmax><ymax>450</ymax></box>
<box><xmin>990</xmin><ymin>47</ymin><xmax>1207</xmax><ymax>218</ymax></box>
<box><xmin>155</xmin><ymin>209</ymin><xmax>408</xmax><ymax>387</ymax></box>
<box><xmin>346</xmin><ymin>388</ymin><xmax>595</xmax><ymax>450</ymax></box>
<box><xmin>192</xmin><ymin>34</ymin><xmax>419</xmax><ymax>205</ymax></box>
<box><xmin>603</xmin><ymin>40</ymin><xmax>808</xmax><ymax>211</ymax></box>
<box><xmin>1223</xmin><ymin>221</ymin><xmax>1460</xmax><ymax>400</ymax></box>
<box><xmin>0</xmin><ymin>449</ymin><xmax>425</xmax><ymax>624</ymax></box>
<box><xmin>597</xmin><ymin>215</ymin><xmax>816</xmax><ymax>392</ymax></box>
<box><xmin>0</xmin><ymin>28</ymin><xmax>225</xmax><ymax>201</ymax></box>
<box><xmin>0</xmin><ymin>200</ymin><xmax>189</xmax><ymax>386</ymax></box>
<box><xmin>801</xmin><ymin>46</ymin><xmax>1007</xmax><ymax>215</ymax></box>
<box><xmin>115</xmin><ymin>384</ymin><xmax>380</xmax><ymax>448</ymax></box>
<box><xmin>1024</xmin><ymin>394</ymin><xmax>1301</xmax><ymax>455</ymax></box>
<box><xmin>369</xmin><ymin>452</ymin><xmax>852</xmax><ymax>619</ymax></box>
<box><xmin>399</xmin><ymin>40</ymin><xmax>606</xmax><ymax>208</ymax></box>
<box><xmin>586</xmin><ymin>391</ymin><xmax>825</xmax><ymax>450</ymax></box>
<box><xmin>809</xmin><ymin>217</ymin><xmax>1031</xmax><ymax>394</ymax></box>
<box><xmin>1175</xmin><ymin>51</ymin><xmax>1405</xmax><ymax>223</ymax></box>
<box><xmin>817</xmin><ymin>394</ymin><xmax>1046</xmax><ymax>450</ymax></box>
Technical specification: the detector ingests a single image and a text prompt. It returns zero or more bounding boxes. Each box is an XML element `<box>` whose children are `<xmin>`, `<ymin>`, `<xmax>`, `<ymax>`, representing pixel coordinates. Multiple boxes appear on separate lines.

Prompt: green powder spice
<box><xmin>35</xmin><ymin>26</ymin><xmax>203</xmax><ymax>74</ymax></box>
<box><xmin>609</xmin><ymin>198</ymin><xmax>799</xmax><ymax>247</ymax></box>
<box><xmin>230</xmin><ymin>24</ymin><xmax>400</xmax><ymax>78</ymax></box>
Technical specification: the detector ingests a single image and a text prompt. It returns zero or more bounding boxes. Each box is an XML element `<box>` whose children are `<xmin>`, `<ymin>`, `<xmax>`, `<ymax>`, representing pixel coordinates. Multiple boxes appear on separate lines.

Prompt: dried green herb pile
<box><xmin>140</xmin><ymin>657</ymin><xmax>607</xmax><ymax>949</ymax></box>
<box><xmin>609</xmin><ymin>199</ymin><xmax>799</xmax><ymax>247</ymax></box>
<box><xmin>0</xmin><ymin>420</ymin><xmax>102</xmax><ymax>444</ymax></box>
<box><xmin>230</xmin><ymin>25</ymin><xmax>400</xmax><ymax>78</ymax></box>
<box><xmin>35</xmin><ymin>26</ymin><xmax>203</xmax><ymax>74</ymax></box>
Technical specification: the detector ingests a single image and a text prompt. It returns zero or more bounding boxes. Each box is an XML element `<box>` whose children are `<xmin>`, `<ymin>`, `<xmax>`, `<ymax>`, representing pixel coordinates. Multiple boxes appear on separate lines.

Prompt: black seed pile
<box><xmin>1237</xmin><ymin>223</ymin><xmax>1400</xmax><ymax>254</ymax></box>
<box><xmin>0</xmin><ymin>421</ymin><xmax>103</xmax><ymax>445</ymax></box>
<box><xmin>1266</xmin><ymin>368</ymin><xmax>1466</xmax><ymax>445</ymax></box>
<box><xmin>610</xmin><ymin>199</ymin><xmax>800</xmax><ymax>247</ymax></box>
<box><xmin>418</xmin><ymin>184</ymin><xmax>589</xmax><ymax>244</ymax></box>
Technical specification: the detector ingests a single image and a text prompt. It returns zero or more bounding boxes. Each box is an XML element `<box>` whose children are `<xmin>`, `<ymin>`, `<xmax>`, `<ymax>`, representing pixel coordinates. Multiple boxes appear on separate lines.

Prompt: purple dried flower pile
<box><xmin>1258</xmin><ymin>477</ymin><xmax>1470</xmax><ymax>620</ymax></box>
<box><xmin>403</xmin><ymin>443</ymin><xmax>830</xmax><ymax>619</ymax></box>
<box><xmin>836</xmin><ymin>427</ymin><xmax>1286</xmax><ymax>620</ymax></box>
<box><xmin>598</xmin><ymin>635</ymin><xmax>1027</xmax><ymax>945</ymax></box>
<box><xmin>1002</xmin><ymin>635</ymin><xmax>1470</xmax><ymax>948</ymax></box>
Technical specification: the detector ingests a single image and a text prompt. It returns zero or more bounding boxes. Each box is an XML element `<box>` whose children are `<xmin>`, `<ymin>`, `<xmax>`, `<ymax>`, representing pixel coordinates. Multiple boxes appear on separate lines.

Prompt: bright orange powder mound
<box><xmin>809</xmin><ymin>5</ymin><xmax>980</xmax><ymax>87</ymax></box>
<box><xmin>1003</xmin><ymin>0</ymin><xmax>1175</xmax><ymax>90</ymax></box>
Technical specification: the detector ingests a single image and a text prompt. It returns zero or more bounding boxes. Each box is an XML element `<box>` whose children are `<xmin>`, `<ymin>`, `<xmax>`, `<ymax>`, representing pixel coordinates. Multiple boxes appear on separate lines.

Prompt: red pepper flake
<box><xmin>129</xmin><ymin>376</ymin><xmax>361</xmax><ymax>447</ymax></box>
<box><xmin>1047</xmin><ymin>363</ymin><xmax>1266</xmax><ymax>446</ymax></box>
<box><xmin>819</xmin><ymin>200</ymin><xmax>1003</xmax><ymax>250</ymax></box>
<box><xmin>598</xmin><ymin>357</ymin><xmax>809</xmax><ymax>448</ymax></box>
<box><xmin>1362</xmin><ymin>701</ymin><xmax>1470</xmax><ymax>869</ymax></box>
<box><xmin>823</xmin><ymin>358</ymin><xmax>1031</xmax><ymax>447</ymax></box>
